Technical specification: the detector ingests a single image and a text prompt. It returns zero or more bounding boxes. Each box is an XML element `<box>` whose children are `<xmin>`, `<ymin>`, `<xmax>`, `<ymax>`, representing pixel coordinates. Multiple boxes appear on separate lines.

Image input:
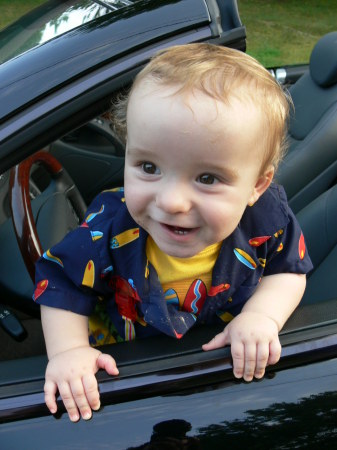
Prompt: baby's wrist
<box><xmin>48</xmin><ymin>342</ymin><xmax>92</xmax><ymax>360</ymax></box>
<box><xmin>239</xmin><ymin>310</ymin><xmax>281</xmax><ymax>331</ymax></box>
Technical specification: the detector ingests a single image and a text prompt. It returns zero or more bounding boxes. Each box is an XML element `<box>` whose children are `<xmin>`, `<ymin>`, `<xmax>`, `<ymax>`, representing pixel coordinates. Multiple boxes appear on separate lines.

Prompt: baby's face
<box><xmin>124</xmin><ymin>80</ymin><xmax>273</xmax><ymax>258</ymax></box>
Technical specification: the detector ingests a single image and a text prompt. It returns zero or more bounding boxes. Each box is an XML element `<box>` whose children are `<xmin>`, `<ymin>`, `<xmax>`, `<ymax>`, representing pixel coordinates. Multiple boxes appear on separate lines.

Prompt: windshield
<box><xmin>0</xmin><ymin>0</ymin><xmax>141</xmax><ymax>64</ymax></box>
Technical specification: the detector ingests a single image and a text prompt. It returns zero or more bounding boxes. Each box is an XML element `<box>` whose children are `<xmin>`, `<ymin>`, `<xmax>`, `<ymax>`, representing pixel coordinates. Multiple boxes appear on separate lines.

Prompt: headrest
<box><xmin>310</xmin><ymin>31</ymin><xmax>337</xmax><ymax>87</ymax></box>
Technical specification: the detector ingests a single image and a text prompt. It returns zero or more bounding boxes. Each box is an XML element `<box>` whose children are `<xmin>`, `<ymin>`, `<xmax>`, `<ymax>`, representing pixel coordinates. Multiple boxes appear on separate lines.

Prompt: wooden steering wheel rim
<box><xmin>9</xmin><ymin>151</ymin><xmax>84</xmax><ymax>282</ymax></box>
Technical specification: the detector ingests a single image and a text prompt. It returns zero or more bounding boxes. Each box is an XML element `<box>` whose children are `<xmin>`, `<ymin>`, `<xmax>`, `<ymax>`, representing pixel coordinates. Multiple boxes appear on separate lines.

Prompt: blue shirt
<box><xmin>34</xmin><ymin>184</ymin><xmax>313</xmax><ymax>340</ymax></box>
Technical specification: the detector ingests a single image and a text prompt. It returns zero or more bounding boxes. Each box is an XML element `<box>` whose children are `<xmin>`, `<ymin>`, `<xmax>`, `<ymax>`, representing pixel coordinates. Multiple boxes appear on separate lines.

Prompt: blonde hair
<box><xmin>111</xmin><ymin>43</ymin><xmax>291</xmax><ymax>172</ymax></box>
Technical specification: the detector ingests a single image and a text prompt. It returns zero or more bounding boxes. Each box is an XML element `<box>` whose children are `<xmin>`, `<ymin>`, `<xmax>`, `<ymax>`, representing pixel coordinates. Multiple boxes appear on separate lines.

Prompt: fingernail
<box><xmin>70</xmin><ymin>413</ymin><xmax>79</xmax><ymax>422</ymax></box>
<box><xmin>83</xmin><ymin>412</ymin><xmax>92</xmax><ymax>421</ymax></box>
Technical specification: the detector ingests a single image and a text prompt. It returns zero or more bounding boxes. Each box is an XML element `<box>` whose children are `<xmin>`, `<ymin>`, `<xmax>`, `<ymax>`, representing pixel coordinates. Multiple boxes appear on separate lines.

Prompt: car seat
<box><xmin>296</xmin><ymin>183</ymin><xmax>337</xmax><ymax>304</ymax></box>
<box><xmin>276</xmin><ymin>31</ymin><xmax>337</xmax><ymax>213</ymax></box>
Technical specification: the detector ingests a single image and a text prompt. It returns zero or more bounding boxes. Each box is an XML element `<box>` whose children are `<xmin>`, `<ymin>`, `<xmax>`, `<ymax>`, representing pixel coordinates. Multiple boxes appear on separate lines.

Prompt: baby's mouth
<box><xmin>164</xmin><ymin>224</ymin><xmax>194</xmax><ymax>235</ymax></box>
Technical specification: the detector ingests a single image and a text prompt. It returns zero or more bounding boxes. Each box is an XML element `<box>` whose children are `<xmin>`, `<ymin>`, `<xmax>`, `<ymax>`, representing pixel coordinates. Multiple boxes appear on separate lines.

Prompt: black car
<box><xmin>0</xmin><ymin>1</ymin><xmax>336</xmax><ymax>448</ymax></box>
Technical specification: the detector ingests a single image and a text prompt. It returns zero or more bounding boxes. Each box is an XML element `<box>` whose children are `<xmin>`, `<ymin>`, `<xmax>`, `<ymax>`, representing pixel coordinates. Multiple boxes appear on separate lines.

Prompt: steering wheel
<box><xmin>9</xmin><ymin>151</ymin><xmax>87</xmax><ymax>282</ymax></box>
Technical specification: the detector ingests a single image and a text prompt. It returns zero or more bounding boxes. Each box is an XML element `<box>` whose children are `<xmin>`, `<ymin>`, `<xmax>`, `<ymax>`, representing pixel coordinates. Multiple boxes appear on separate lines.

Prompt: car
<box><xmin>0</xmin><ymin>1</ymin><xmax>336</xmax><ymax>448</ymax></box>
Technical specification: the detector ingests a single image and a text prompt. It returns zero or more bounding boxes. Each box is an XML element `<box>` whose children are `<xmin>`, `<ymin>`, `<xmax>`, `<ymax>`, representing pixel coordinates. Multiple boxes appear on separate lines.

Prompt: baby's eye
<box><xmin>197</xmin><ymin>173</ymin><xmax>217</xmax><ymax>185</ymax></box>
<box><xmin>142</xmin><ymin>162</ymin><xmax>160</xmax><ymax>175</ymax></box>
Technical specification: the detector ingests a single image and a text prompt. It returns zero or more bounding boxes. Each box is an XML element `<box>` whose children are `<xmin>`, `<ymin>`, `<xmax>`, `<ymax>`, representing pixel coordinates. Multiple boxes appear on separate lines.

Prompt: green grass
<box><xmin>0</xmin><ymin>0</ymin><xmax>336</xmax><ymax>67</ymax></box>
<box><xmin>0</xmin><ymin>0</ymin><xmax>45</xmax><ymax>30</ymax></box>
<box><xmin>238</xmin><ymin>0</ymin><xmax>337</xmax><ymax>66</ymax></box>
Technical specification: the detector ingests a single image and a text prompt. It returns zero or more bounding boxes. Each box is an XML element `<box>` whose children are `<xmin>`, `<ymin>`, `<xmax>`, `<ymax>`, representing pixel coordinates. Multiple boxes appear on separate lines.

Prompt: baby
<box><xmin>34</xmin><ymin>43</ymin><xmax>312</xmax><ymax>422</ymax></box>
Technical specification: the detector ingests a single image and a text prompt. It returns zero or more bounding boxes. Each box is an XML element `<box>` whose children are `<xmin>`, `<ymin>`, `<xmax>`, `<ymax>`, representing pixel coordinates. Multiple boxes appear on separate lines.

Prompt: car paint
<box><xmin>0</xmin><ymin>330</ymin><xmax>336</xmax><ymax>447</ymax></box>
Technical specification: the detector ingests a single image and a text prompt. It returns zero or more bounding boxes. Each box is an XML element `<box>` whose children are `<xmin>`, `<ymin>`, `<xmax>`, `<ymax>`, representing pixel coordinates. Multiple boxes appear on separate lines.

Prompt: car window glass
<box><xmin>102</xmin><ymin>0</ymin><xmax>137</xmax><ymax>9</ymax></box>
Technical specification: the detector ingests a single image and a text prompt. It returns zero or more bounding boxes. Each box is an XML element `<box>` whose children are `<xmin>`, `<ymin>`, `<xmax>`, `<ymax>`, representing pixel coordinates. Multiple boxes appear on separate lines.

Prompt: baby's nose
<box><xmin>156</xmin><ymin>182</ymin><xmax>191</xmax><ymax>214</ymax></box>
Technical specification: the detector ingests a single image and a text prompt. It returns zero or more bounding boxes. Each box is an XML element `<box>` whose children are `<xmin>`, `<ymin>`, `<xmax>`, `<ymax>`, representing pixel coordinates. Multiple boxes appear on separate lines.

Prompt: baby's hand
<box><xmin>44</xmin><ymin>346</ymin><xmax>119</xmax><ymax>422</ymax></box>
<box><xmin>202</xmin><ymin>312</ymin><xmax>281</xmax><ymax>381</ymax></box>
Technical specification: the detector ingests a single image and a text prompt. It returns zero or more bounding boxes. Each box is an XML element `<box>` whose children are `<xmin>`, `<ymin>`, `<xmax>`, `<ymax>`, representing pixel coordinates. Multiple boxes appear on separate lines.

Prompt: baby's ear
<box><xmin>248</xmin><ymin>166</ymin><xmax>274</xmax><ymax>206</ymax></box>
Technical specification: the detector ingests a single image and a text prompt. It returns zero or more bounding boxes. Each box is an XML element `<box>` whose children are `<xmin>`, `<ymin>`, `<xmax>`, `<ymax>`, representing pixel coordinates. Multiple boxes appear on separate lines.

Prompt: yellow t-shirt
<box><xmin>146</xmin><ymin>237</ymin><xmax>221</xmax><ymax>312</ymax></box>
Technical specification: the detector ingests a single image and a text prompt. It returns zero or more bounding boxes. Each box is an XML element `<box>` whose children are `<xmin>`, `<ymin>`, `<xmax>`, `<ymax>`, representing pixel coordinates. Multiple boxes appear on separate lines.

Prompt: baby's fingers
<box><xmin>96</xmin><ymin>353</ymin><xmax>119</xmax><ymax>376</ymax></box>
<box><xmin>82</xmin><ymin>373</ymin><xmax>100</xmax><ymax>412</ymax></box>
<box><xmin>254</xmin><ymin>343</ymin><xmax>270</xmax><ymax>379</ymax></box>
<box><xmin>58</xmin><ymin>381</ymin><xmax>82</xmax><ymax>422</ymax></box>
<box><xmin>231</xmin><ymin>341</ymin><xmax>245</xmax><ymax>379</ymax></box>
<box><xmin>268</xmin><ymin>338</ymin><xmax>282</xmax><ymax>365</ymax></box>
<box><xmin>202</xmin><ymin>330</ymin><xmax>229</xmax><ymax>351</ymax></box>
<box><xmin>44</xmin><ymin>379</ymin><xmax>58</xmax><ymax>415</ymax></box>
<box><xmin>69</xmin><ymin>379</ymin><xmax>94</xmax><ymax>421</ymax></box>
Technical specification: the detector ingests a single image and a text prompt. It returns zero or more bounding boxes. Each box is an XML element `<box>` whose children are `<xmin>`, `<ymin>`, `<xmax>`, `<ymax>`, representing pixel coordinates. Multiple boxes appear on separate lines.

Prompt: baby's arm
<box><xmin>41</xmin><ymin>305</ymin><xmax>119</xmax><ymax>422</ymax></box>
<box><xmin>202</xmin><ymin>273</ymin><xmax>306</xmax><ymax>381</ymax></box>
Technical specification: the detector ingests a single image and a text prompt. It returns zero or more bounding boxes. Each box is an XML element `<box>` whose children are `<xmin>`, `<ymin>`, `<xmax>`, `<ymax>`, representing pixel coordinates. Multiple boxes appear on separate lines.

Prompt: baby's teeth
<box><xmin>174</xmin><ymin>229</ymin><xmax>188</xmax><ymax>235</ymax></box>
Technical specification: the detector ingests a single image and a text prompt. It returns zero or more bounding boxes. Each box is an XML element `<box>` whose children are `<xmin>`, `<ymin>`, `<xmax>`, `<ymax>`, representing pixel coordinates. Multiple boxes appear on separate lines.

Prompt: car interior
<box><xmin>275</xmin><ymin>31</ymin><xmax>337</xmax><ymax>214</ymax></box>
<box><xmin>0</xmin><ymin>31</ymin><xmax>337</xmax><ymax>366</ymax></box>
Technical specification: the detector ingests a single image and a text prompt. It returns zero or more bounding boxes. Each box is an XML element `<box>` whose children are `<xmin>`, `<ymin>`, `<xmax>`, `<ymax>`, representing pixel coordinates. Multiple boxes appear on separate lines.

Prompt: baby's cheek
<box><xmin>125</xmin><ymin>199</ymin><xmax>141</xmax><ymax>221</ymax></box>
<box><xmin>124</xmin><ymin>187</ymin><xmax>138</xmax><ymax>211</ymax></box>
<box><xmin>206</xmin><ymin>213</ymin><xmax>235</xmax><ymax>240</ymax></box>
<box><xmin>210</xmin><ymin>207</ymin><xmax>243</xmax><ymax>240</ymax></box>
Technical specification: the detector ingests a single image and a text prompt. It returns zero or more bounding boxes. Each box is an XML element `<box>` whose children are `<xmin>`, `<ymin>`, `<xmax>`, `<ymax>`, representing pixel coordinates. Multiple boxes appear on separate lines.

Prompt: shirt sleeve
<box><xmin>33</xmin><ymin>192</ymin><xmax>117</xmax><ymax>316</ymax></box>
<box><xmin>263</xmin><ymin>205</ymin><xmax>313</xmax><ymax>276</ymax></box>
